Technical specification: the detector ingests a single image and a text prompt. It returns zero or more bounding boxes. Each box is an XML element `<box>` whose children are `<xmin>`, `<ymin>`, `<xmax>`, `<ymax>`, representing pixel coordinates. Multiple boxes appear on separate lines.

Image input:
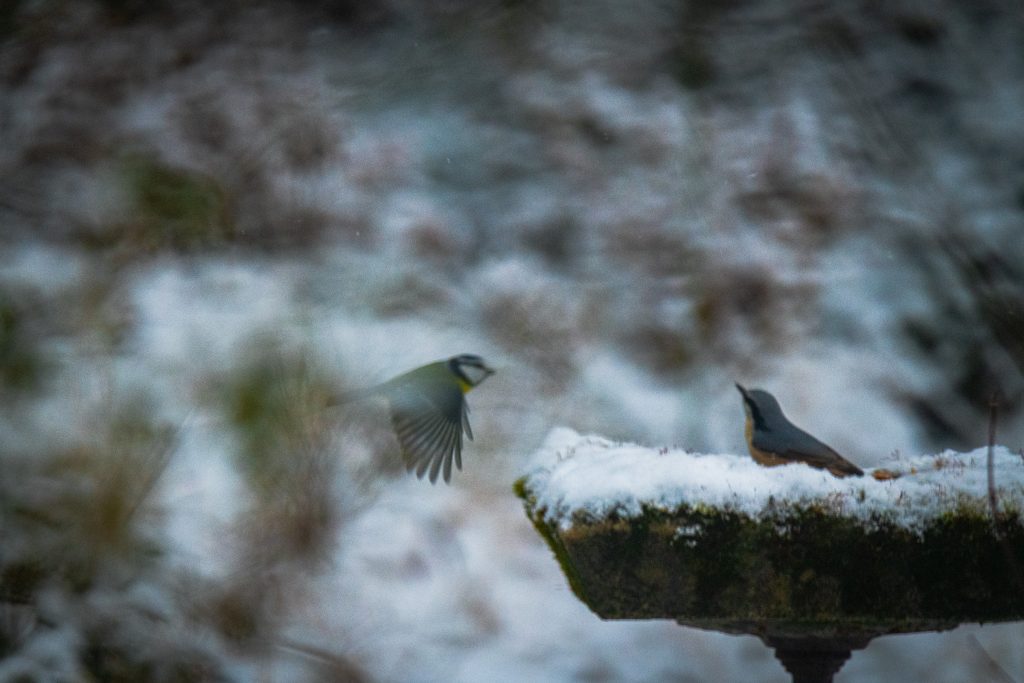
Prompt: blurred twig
<box><xmin>278</xmin><ymin>637</ymin><xmax>370</xmax><ymax>683</ymax></box>
<box><xmin>988</xmin><ymin>392</ymin><xmax>1000</xmax><ymax>515</ymax></box>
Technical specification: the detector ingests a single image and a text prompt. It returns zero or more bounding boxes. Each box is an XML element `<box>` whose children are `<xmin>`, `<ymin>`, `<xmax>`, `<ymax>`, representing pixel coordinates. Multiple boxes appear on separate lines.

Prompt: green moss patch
<box><xmin>517</xmin><ymin>483</ymin><xmax>1024</xmax><ymax>634</ymax></box>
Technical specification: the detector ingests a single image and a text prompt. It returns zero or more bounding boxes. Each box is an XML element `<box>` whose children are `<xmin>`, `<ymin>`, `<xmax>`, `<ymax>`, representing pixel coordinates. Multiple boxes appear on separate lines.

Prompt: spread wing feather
<box><xmin>386</xmin><ymin>380</ymin><xmax>471</xmax><ymax>484</ymax></box>
<box><xmin>401</xmin><ymin>414</ymin><xmax>448</xmax><ymax>473</ymax></box>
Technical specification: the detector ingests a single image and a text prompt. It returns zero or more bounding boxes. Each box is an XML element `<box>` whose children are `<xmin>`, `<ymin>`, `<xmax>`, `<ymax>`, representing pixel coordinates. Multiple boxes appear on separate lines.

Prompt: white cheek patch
<box><xmin>461</xmin><ymin>364</ymin><xmax>491</xmax><ymax>386</ymax></box>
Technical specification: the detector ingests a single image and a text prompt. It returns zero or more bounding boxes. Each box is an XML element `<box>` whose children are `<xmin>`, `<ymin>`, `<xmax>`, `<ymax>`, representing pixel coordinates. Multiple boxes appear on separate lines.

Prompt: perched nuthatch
<box><xmin>735</xmin><ymin>384</ymin><xmax>863</xmax><ymax>478</ymax></box>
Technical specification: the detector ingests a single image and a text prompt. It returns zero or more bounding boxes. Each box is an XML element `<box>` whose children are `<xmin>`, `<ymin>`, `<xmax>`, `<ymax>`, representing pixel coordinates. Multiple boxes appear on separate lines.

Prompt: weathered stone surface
<box><xmin>517</xmin><ymin>478</ymin><xmax>1024</xmax><ymax>638</ymax></box>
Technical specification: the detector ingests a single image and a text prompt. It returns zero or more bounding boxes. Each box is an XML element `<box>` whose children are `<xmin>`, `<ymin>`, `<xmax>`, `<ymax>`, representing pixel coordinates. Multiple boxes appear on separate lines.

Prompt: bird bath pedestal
<box><xmin>516</xmin><ymin>429</ymin><xmax>1024</xmax><ymax>683</ymax></box>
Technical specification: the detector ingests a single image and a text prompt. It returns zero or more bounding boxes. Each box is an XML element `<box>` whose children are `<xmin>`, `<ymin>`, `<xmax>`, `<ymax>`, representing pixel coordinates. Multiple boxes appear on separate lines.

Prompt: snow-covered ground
<box><xmin>2</xmin><ymin>1</ymin><xmax>1024</xmax><ymax>681</ymax></box>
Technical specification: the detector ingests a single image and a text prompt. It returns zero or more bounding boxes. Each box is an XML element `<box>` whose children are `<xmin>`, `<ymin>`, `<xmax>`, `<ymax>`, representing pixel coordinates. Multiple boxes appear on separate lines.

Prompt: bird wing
<box><xmin>385</xmin><ymin>379</ymin><xmax>468</xmax><ymax>484</ymax></box>
<box><xmin>753</xmin><ymin>428</ymin><xmax>863</xmax><ymax>477</ymax></box>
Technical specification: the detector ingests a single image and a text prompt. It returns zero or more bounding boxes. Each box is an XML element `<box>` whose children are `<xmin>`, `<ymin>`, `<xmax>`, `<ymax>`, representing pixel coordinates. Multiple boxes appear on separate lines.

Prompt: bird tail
<box><xmin>325</xmin><ymin>385</ymin><xmax>380</xmax><ymax>407</ymax></box>
<box><xmin>829</xmin><ymin>459</ymin><xmax>865</xmax><ymax>478</ymax></box>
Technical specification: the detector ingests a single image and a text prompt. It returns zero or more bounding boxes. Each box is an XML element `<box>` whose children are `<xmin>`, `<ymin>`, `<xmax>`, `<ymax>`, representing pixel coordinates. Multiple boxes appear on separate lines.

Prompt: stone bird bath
<box><xmin>516</xmin><ymin>429</ymin><xmax>1024</xmax><ymax>683</ymax></box>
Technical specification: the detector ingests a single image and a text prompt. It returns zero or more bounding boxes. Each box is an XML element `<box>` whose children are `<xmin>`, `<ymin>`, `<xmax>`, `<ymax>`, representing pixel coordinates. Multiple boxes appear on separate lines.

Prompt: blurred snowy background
<box><xmin>1</xmin><ymin>0</ymin><xmax>1023</xmax><ymax>680</ymax></box>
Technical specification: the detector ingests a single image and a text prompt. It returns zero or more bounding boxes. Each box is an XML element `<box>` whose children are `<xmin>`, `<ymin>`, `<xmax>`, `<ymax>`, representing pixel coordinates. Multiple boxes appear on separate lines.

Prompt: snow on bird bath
<box><xmin>522</xmin><ymin>428</ymin><xmax>1024</xmax><ymax>534</ymax></box>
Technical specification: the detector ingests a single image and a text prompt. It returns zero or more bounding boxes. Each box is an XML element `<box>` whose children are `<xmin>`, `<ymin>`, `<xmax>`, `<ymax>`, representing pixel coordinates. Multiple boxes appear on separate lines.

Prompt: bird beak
<box><xmin>735</xmin><ymin>383</ymin><xmax>747</xmax><ymax>397</ymax></box>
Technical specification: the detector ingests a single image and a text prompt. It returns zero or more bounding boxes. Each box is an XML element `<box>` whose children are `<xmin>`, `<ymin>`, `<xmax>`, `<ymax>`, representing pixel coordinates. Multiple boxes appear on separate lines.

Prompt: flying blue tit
<box><xmin>332</xmin><ymin>355</ymin><xmax>495</xmax><ymax>484</ymax></box>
